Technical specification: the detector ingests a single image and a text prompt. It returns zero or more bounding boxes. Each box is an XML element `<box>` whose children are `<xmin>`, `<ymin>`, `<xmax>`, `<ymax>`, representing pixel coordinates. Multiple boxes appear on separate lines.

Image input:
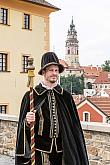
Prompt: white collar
<box><xmin>41</xmin><ymin>82</ymin><xmax>57</xmax><ymax>90</ymax></box>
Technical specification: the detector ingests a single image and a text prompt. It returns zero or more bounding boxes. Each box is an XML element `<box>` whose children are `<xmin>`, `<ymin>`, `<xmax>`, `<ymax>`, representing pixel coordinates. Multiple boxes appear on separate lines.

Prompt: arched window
<box><xmin>83</xmin><ymin>111</ymin><xmax>90</xmax><ymax>122</ymax></box>
<box><xmin>86</xmin><ymin>82</ymin><xmax>92</xmax><ymax>89</ymax></box>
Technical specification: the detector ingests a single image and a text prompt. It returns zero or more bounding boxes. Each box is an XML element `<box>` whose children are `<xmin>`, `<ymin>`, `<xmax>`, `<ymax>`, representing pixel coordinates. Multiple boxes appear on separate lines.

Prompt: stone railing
<box><xmin>0</xmin><ymin>114</ymin><xmax>110</xmax><ymax>165</ymax></box>
<box><xmin>82</xmin><ymin>122</ymin><xmax>110</xmax><ymax>165</ymax></box>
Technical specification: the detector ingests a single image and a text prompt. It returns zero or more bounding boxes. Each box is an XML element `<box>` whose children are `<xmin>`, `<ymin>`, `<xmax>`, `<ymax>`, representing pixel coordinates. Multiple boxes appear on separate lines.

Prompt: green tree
<box><xmin>60</xmin><ymin>75</ymin><xmax>84</xmax><ymax>94</ymax></box>
<box><xmin>101</xmin><ymin>60</ymin><xmax>110</xmax><ymax>72</ymax></box>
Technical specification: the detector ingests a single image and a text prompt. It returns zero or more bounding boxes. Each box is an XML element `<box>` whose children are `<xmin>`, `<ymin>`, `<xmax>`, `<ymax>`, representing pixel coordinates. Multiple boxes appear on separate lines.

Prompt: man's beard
<box><xmin>49</xmin><ymin>79</ymin><xmax>57</xmax><ymax>83</ymax></box>
<box><xmin>49</xmin><ymin>77</ymin><xmax>57</xmax><ymax>83</ymax></box>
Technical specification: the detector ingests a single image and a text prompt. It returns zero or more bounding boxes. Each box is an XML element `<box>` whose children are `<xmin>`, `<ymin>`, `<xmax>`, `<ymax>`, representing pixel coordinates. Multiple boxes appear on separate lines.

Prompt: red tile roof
<box><xmin>59</xmin><ymin>59</ymin><xmax>68</xmax><ymax>68</ymax></box>
<box><xmin>80</xmin><ymin>66</ymin><xmax>102</xmax><ymax>78</ymax></box>
<box><xmin>93</xmin><ymin>71</ymin><xmax>110</xmax><ymax>84</ymax></box>
<box><xmin>96</xmin><ymin>89</ymin><xmax>110</xmax><ymax>96</ymax></box>
<box><xmin>104</xmin><ymin>89</ymin><xmax>110</xmax><ymax>96</ymax></box>
<box><xmin>88</xmin><ymin>97</ymin><xmax>110</xmax><ymax>116</ymax></box>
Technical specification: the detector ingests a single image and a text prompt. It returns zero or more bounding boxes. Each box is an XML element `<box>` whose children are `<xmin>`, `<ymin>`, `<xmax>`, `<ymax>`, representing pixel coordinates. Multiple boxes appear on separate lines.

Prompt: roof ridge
<box><xmin>19</xmin><ymin>0</ymin><xmax>60</xmax><ymax>10</ymax></box>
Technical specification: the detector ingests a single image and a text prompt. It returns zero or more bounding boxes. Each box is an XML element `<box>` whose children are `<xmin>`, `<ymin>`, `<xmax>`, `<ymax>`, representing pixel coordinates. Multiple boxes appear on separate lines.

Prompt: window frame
<box><xmin>67</xmin><ymin>49</ymin><xmax>70</xmax><ymax>54</ymax></box>
<box><xmin>22</xmin><ymin>55</ymin><xmax>30</xmax><ymax>73</ymax></box>
<box><xmin>0</xmin><ymin>7</ymin><xmax>8</xmax><ymax>25</ymax></box>
<box><xmin>0</xmin><ymin>105</ymin><xmax>7</xmax><ymax>114</ymax></box>
<box><xmin>0</xmin><ymin>52</ymin><xmax>8</xmax><ymax>72</ymax></box>
<box><xmin>83</xmin><ymin>111</ymin><xmax>90</xmax><ymax>122</ymax></box>
<box><xmin>23</xmin><ymin>13</ymin><xmax>32</xmax><ymax>30</ymax></box>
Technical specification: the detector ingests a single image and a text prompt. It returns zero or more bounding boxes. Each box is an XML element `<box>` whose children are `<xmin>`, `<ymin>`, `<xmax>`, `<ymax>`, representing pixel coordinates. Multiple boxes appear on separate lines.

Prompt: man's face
<box><xmin>43</xmin><ymin>65</ymin><xmax>59</xmax><ymax>84</ymax></box>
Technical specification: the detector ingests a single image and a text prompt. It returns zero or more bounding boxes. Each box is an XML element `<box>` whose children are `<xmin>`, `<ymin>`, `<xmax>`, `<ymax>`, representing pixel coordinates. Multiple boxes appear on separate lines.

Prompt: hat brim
<box><xmin>38</xmin><ymin>62</ymin><xmax>64</xmax><ymax>75</ymax></box>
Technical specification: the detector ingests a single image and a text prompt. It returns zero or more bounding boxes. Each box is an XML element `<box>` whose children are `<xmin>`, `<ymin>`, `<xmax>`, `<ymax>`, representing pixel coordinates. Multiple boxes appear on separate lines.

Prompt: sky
<box><xmin>47</xmin><ymin>0</ymin><xmax>110</xmax><ymax>66</ymax></box>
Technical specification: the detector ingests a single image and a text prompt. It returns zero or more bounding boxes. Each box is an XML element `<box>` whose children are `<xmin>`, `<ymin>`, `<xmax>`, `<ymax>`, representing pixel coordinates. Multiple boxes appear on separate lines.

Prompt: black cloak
<box><xmin>15</xmin><ymin>83</ymin><xmax>89</xmax><ymax>165</ymax></box>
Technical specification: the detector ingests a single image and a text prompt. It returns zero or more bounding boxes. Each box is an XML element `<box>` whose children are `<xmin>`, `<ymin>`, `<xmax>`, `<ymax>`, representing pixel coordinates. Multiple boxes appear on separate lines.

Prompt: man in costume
<box><xmin>15</xmin><ymin>52</ymin><xmax>89</xmax><ymax>165</ymax></box>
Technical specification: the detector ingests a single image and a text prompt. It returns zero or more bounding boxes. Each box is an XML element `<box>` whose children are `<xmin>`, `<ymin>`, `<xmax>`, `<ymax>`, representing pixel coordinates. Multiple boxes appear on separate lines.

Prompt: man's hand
<box><xmin>26</xmin><ymin>112</ymin><xmax>35</xmax><ymax>125</ymax></box>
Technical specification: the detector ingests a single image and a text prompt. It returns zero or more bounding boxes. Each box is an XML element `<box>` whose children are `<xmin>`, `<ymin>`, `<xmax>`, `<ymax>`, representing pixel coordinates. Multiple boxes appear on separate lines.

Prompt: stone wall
<box><xmin>82</xmin><ymin>122</ymin><xmax>110</xmax><ymax>165</ymax></box>
<box><xmin>1</xmin><ymin>114</ymin><xmax>110</xmax><ymax>165</ymax></box>
<box><xmin>0</xmin><ymin>114</ymin><xmax>18</xmax><ymax>157</ymax></box>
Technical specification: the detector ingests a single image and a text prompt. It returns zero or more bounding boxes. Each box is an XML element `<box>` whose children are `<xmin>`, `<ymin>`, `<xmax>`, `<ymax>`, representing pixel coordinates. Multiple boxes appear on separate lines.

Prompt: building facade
<box><xmin>0</xmin><ymin>0</ymin><xmax>59</xmax><ymax>115</ymax></box>
<box><xmin>92</xmin><ymin>71</ymin><xmax>110</xmax><ymax>90</ymax></box>
<box><xmin>77</xmin><ymin>97</ymin><xmax>110</xmax><ymax>123</ymax></box>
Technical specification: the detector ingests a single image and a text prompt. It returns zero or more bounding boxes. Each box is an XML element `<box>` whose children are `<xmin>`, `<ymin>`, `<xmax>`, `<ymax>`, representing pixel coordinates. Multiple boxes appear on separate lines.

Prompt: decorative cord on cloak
<box><xmin>27</xmin><ymin>57</ymin><xmax>35</xmax><ymax>165</ymax></box>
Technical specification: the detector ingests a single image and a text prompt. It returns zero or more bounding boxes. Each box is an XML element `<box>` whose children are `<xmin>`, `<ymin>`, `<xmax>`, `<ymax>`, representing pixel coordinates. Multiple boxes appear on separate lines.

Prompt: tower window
<box><xmin>23</xmin><ymin>13</ymin><xmax>30</xmax><ymax>29</ymax></box>
<box><xmin>0</xmin><ymin>8</ymin><xmax>8</xmax><ymax>25</ymax></box>
<box><xmin>68</xmin><ymin>49</ymin><xmax>70</xmax><ymax>54</ymax></box>
<box><xmin>75</xmin><ymin>58</ymin><xmax>77</xmax><ymax>63</ymax></box>
<box><xmin>0</xmin><ymin>53</ymin><xmax>7</xmax><ymax>71</ymax></box>
<box><xmin>71</xmin><ymin>60</ymin><xmax>74</xmax><ymax>64</ymax></box>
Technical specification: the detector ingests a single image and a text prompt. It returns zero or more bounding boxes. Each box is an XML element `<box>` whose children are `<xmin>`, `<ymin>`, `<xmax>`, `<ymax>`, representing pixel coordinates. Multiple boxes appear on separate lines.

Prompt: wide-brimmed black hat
<box><xmin>38</xmin><ymin>52</ymin><xmax>64</xmax><ymax>75</ymax></box>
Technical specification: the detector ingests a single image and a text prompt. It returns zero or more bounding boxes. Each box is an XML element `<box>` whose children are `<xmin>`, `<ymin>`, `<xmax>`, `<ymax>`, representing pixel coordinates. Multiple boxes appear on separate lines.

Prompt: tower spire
<box><xmin>71</xmin><ymin>16</ymin><xmax>73</xmax><ymax>25</ymax></box>
<box><xmin>70</xmin><ymin>16</ymin><xmax>75</xmax><ymax>33</ymax></box>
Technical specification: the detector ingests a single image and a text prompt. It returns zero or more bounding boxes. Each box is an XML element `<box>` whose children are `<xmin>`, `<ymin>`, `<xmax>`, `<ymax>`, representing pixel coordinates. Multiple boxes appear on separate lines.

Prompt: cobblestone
<box><xmin>0</xmin><ymin>154</ymin><xmax>14</xmax><ymax>165</ymax></box>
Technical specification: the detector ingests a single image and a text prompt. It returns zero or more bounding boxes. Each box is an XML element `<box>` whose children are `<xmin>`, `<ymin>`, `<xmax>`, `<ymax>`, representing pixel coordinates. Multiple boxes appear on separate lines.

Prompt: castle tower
<box><xmin>65</xmin><ymin>17</ymin><xmax>80</xmax><ymax>68</ymax></box>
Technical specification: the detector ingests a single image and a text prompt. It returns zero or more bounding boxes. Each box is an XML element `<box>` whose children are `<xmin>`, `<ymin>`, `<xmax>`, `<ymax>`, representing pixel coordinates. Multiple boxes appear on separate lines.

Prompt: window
<box><xmin>108</xmin><ymin>73</ymin><xmax>110</xmax><ymax>79</ymax></box>
<box><xmin>24</xmin><ymin>13</ymin><xmax>30</xmax><ymax>29</ymax></box>
<box><xmin>0</xmin><ymin>105</ymin><xmax>7</xmax><ymax>114</ymax></box>
<box><xmin>68</xmin><ymin>49</ymin><xmax>70</xmax><ymax>54</ymax></box>
<box><xmin>0</xmin><ymin>8</ymin><xmax>8</xmax><ymax>25</ymax></box>
<box><xmin>75</xmin><ymin>58</ymin><xmax>77</xmax><ymax>63</ymax></box>
<box><xmin>83</xmin><ymin>112</ymin><xmax>90</xmax><ymax>122</ymax></box>
<box><xmin>0</xmin><ymin>53</ymin><xmax>7</xmax><ymax>71</ymax></box>
<box><xmin>71</xmin><ymin>60</ymin><xmax>74</xmax><ymax>64</ymax></box>
<box><xmin>86</xmin><ymin>82</ymin><xmax>92</xmax><ymax>89</ymax></box>
<box><xmin>22</xmin><ymin>55</ymin><xmax>29</xmax><ymax>72</ymax></box>
<box><xmin>100</xmin><ymin>85</ymin><xmax>102</xmax><ymax>88</ymax></box>
<box><xmin>77</xmin><ymin>49</ymin><xmax>78</xmax><ymax>55</ymax></box>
